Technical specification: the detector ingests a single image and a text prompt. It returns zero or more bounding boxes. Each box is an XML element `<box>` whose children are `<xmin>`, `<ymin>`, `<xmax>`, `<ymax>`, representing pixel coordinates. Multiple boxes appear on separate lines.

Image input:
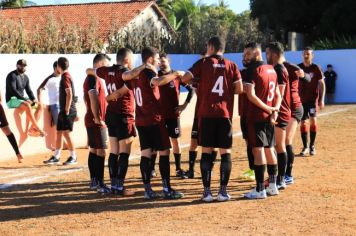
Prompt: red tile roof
<box><xmin>0</xmin><ymin>1</ymin><xmax>171</xmax><ymax>41</ymax></box>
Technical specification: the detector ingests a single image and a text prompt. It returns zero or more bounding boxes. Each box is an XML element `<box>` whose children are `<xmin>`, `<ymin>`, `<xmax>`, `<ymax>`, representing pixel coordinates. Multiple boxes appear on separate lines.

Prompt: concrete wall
<box><xmin>0</xmin><ymin>50</ymin><xmax>355</xmax><ymax>160</ymax></box>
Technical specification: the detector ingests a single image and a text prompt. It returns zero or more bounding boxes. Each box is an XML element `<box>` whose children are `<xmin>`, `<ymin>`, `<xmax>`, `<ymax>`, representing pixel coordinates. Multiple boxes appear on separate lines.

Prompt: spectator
<box><xmin>324</xmin><ymin>64</ymin><xmax>337</xmax><ymax>104</ymax></box>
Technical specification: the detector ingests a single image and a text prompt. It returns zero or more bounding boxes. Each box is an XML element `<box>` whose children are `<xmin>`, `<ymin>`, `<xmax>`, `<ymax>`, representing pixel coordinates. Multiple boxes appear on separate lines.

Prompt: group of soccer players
<box><xmin>39</xmin><ymin>36</ymin><xmax>324</xmax><ymax>201</ymax></box>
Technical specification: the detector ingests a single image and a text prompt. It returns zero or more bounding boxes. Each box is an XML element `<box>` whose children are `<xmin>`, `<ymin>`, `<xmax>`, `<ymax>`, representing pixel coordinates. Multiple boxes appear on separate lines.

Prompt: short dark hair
<box><xmin>141</xmin><ymin>47</ymin><xmax>158</xmax><ymax>63</ymax></box>
<box><xmin>93</xmin><ymin>53</ymin><xmax>111</xmax><ymax>65</ymax></box>
<box><xmin>200</xmin><ymin>49</ymin><xmax>207</xmax><ymax>56</ymax></box>
<box><xmin>244</xmin><ymin>42</ymin><xmax>262</xmax><ymax>50</ymax></box>
<box><xmin>53</xmin><ymin>61</ymin><xmax>58</xmax><ymax>70</ymax></box>
<box><xmin>57</xmin><ymin>57</ymin><xmax>69</xmax><ymax>71</ymax></box>
<box><xmin>327</xmin><ymin>64</ymin><xmax>332</xmax><ymax>68</ymax></box>
<box><xmin>159</xmin><ymin>52</ymin><xmax>168</xmax><ymax>59</ymax></box>
<box><xmin>304</xmin><ymin>46</ymin><xmax>313</xmax><ymax>51</ymax></box>
<box><xmin>266</xmin><ymin>42</ymin><xmax>284</xmax><ymax>55</ymax></box>
<box><xmin>207</xmin><ymin>36</ymin><xmax>225</xmax><ymax>52</ymax></box>
<box><xmin>116</xmin><ymin>48</ymin><xmax>132</xmax><ymax>62</ymax></box>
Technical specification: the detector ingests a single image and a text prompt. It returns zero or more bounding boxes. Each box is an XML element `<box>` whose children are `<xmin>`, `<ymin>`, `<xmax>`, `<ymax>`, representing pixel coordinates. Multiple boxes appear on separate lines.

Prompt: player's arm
<box><xmin>275</xmin><ymin>66</ymin><xmax>286</xmax><ymax>97</ymax></box>
<box><xmin>318</xmin><ymin>79</ymin><xmax>326</xmax><ymax>109</ymax></box>
<box><xmin>87</xmin><ymin>76</ymin><xmax>104</xmax><ymax>125</ymax></box>
<box><xmin>24</xmin><ymin>76</ymin><xmax>36</xmax><ymax>102</ymax></box>
<box><xmin>181</xmin><ymin>71</ymin><xmax>194</xmax><ymax>84</ymax></box>
<box><xmin>234</xmin><ymin>80</ymin><xmax>243</xmax><ymax>94</ymax></box>
<box><xmin>151</xmin><ymin>71</ymin><xmax>185</xmax><ymax>87</ymax></box>
<box><xmin>64</xmin><ymin>88</ymin><xmax>73</xmax><ymax>115</ymax></box>
<box><xmin>295</xmin><ymin>69</ymin><xmax>311</xmax><ymax>82</ymax></box>
<box><xmin>176</xmin><ymin>84</ymin><xmax>195</xmax><ymax>114</ymax></box>
<box><xmin>122</xmin><ymin>64</ymin><xmax>157</xmax><ymax>81</ymax></box>
<box><xmin>245</xmin><ymin>83</ymin><xmax>276</xmax><ymax>114</ymax></box>
<box><xmin>106</xmin><ymin>85</ymin><xmax>130</xmax><ymax>102</ymax></box>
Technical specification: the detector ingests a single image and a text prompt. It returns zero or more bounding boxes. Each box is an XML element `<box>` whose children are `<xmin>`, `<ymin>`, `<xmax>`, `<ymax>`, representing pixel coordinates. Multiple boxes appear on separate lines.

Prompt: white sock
<box><xmin>53</xmin><ymin>149</ymin><xmax>61</xmax><ymax>159</ymax></box>
<box><xmin>70</xmin><ymin>151</ymin><xmax>77</xmax><ymax>159</ymax></box>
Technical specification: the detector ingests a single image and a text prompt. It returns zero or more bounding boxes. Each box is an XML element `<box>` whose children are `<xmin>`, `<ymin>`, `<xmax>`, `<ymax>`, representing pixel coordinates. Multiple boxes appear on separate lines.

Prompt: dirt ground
<box><xmin>0</xmin><ymin>105</ymin><xmax>355</xmax><ymax>235</ymax></box>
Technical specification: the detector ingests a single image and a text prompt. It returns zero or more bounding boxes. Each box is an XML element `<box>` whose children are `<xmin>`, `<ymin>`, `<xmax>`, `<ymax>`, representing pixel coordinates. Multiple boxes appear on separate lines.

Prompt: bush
<box><xmin>313</xmin><ymin>36</ymin><xmax>356</xmax><ymax>50</ymax></box>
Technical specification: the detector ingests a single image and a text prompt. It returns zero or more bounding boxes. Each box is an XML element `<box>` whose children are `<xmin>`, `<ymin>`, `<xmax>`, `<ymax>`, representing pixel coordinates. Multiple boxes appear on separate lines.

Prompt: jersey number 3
<box><xmin>212</xmin><ymin>76</ymin><xmax>224</xmax><ymax>96</ymax></box>
<box><xmin>267</xmin><ymin>81</ymin><xmax>276</xmax><ymax>102</ymax></box>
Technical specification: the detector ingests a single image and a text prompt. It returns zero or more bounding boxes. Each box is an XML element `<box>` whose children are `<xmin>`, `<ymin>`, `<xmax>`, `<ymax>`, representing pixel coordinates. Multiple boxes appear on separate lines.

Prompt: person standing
<box><xmin>43</xmin><ymin>57</ymin><xmax>78</xmax><ymax>165</ymax></box>
<box><xmin>324</xmin><ymin>64</ymin><xmax>337</xmax><ymax>104</ymax></box>
<box><xmin>298</xmin><ymin>47</ymin><xmax>325</xmax><ymax>156</ymax></box>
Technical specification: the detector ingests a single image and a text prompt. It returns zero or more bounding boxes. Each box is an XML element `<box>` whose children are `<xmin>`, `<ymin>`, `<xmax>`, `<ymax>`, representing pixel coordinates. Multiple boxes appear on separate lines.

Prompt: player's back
<box><xmin>247</xmin><ymin>62</ymin><xmax>277</xmax><ymax>122</ymax></box>
<box><xmin>130</xmin><ymin>69</ymin><xmax>161</xmax><ymax>126</ymax></box>
<box><xmin>284</xmin><ymin>62</ymin><xmax>302</xmax><ymax>110</ymax></box>
<box><xmin>195</xmin><ymin>55</ymin><xmax>240</xmax><ymax>118</ymax></box>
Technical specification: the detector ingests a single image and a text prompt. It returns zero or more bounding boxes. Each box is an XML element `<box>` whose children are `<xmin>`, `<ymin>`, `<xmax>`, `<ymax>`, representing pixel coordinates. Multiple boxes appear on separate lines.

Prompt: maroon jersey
<box><xmin>238</xmin><ymin>69</ymin><xmax>249</xmax><ymax>117</ymax></box>
<box><xmin>284</xmin><ymin>62</ymin><xmax>302</xmax><ymax>111</ymax></box>
<box><xmin>96</xmin><ymin>65</ymin><xmax>134</xmax><ymax>118</ymax></box>
<box><xmin>298</xmin><ymin>63</ymin><xmax>323</xmax><ymax>104</ymax></box>
<box><xmin>275</xmin><ymin>63</ymin><xmax>291</xmax><ymax>123</ymax></box>
<box><xmin>158</xmin><ymin>70</ymin><xmax>180</xmax><ymax>119</ymax></box>
<box><xmin>129</xmin><ymin>69</ymin><xmax>162</xmax><ymax>126</ymax></box>
<box><xmin>83</xmin><ymin>75</ymin><xmax>107</xmax><ymax>128</ymax></box>
<box><xmin>188</xmin><ymin>55</ymin><xmax>241</xmax><ymax>118</ymax></box>
<box><xmin>246</xmin><ymin>61</ymin><xmax>278</xmax><ymax>122</ymax></box>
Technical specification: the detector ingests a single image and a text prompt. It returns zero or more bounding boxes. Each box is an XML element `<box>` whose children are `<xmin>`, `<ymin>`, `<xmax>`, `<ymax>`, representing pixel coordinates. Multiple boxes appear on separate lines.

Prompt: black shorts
<box><xmin>276</xmin><ymin>120</ymin><xmax>289</xmax><ymax>130</ymax></box>
<box><xmin>0</xmin><ymin>104</ymin><xmax>9</xmax><ymax>128</ymax></box>
<box><xmin>86</xmin><ymin>126</ymin><xmax>108</xmax><ymax>149</ymax></box>
<box><xmin>291</xmin><ymin>106</ymin><xmax>304</xmax><ymax>123</ymax></box>
<box><xmin>105</xmin><ymin>111</ymin><xmax>136</xmax><ymax>140</ymax></box>
<box><xmin>240</xmin><ymin>116</ymin><xmax>248</xmax><ymax>140</ymax></box>
<box><xmin>199</xmin><ymin>117</ymin><xmax>233</xmax><ymax>149</ymax></box>
<box><xmin>165</xmin><ymin>118</ymin><xmax>181</xmax><ymax>138</ymax></box>
<box><xmin>136</xmin><ymin>123</ymin><xmax>171</xmax><ymax>151</ymax></box>
<box><xmin>57</xmin><ymin>111</ymin><xmax>76</xmax><ymax>131</ymax></box>
<box><xmin>191</xmin><ymin>118</ymin><xmax>199</xmax><ymax>139</ymax></box>
<box><xmin>302</xmin><ymin>102</ymin><xmax>317</xmax><ymax>120</ymax></box>
<box><xmin>248</xmin><ymin>122</ymin><xmax>275</xmax><ymax>148</ymax></box>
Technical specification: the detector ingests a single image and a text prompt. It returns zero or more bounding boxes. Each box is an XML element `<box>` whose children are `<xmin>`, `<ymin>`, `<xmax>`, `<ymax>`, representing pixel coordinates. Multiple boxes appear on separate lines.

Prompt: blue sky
<box><xmin>31</xmin><ymin>0</ymin><xmax>250</xmax><ymax>13</ymax></box>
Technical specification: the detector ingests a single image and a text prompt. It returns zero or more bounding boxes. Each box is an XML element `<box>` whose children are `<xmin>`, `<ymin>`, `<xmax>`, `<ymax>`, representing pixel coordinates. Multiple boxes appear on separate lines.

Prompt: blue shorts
<box><xmin>48</xmin><ymin>104</ymin><xmax>59</xmax><ymax>126</ymax></box>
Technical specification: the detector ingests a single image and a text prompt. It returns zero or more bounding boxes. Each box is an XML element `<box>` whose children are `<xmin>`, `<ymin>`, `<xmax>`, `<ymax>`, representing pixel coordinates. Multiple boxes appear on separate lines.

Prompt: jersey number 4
<box><xmin>211</xmin><ymin>76</ymin><xmax>224</xmax><ymax>96</ymax></box>
<box><xmin>134</xmin><ymin>88</ymin><xmax>143</xmax><ymax>107</ymax></box>
<box><xmin>267</xmin><ymin>81</ymin><xmax>276</xmax><ymax>102</ymax></box>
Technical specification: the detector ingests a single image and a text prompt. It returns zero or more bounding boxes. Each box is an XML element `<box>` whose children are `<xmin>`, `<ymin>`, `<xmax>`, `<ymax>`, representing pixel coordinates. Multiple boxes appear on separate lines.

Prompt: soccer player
<box><xmin>43</xmin><ymin>57</ymin><xmax>78</xmax><ymax>165</ymax></box>
<box><xmin>37</xmin><ymin>61</ymin><xmax>61</xmax><ymax>151</ymax></box>
<box><xmin>129</xmin><ymin>47</ymin><xmax>184</xmax><ymax>200</ymax></box>
<box><xmin>5</xmin><ymin>59</ymin><xmax>45</xmax><ymax>146</ymax></box>
<box><xmin>240</xmin><ymin>61</ymin><xmax>255</xmax><ymax>179</ymax></box>
<box><xmin>0</xmin><ymin>90</ymin><xmax>23</xmax><ymax>163</ymax></box>
<box><xmin>149</xmin><ymin>53</ymin><xmax>194</xmax><ymax>179</ymax></box>
<box><xmin>298</xmin><ymin>47</ymin><xmax>325</xmax><ymax>156</ymax></box>
<box><xmin>242</xmin><ymin>43</ymin><xmax>282</xmax><ymax>199</ymax></box>
<box><xmin>84</xmin><ymin>53</ymin><xmax>111</xmax><ymax>194</ymax></box>
<box><xmin>266</xmin><ymin>42</ymin><xmax>291</xmax><ymax>189</ymax></box>
<box><xmin>182</xmin><ymin>36</ymin><xmax>243</xmax><ymax>202</ymax></box>
<box><xmin>91</xmin><ymin>48</ymin><xmax>149</xmax><ymax>196</ymax></box>
<box><xmin>284</xmin><ymin>60</ymin><xmax>310</xmax><ymax>185</ymax></box>
<box><xmin>185</xmin><ymin>51</ymin><xmax>219</xmax><ymax>179</ymax></box>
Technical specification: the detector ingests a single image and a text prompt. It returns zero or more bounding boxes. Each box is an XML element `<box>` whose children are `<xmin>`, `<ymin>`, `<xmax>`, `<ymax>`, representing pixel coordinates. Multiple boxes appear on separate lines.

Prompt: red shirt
<box><xmin>59</xmin><ymin>72</ymin><xmax>76</xmax><ymax>114</ymax></box>
<box><xmin>96</xmin><ymin>65</ymin><xmax>134</xmax><ymax>118</ymax></box>
<box><xmin>129</xmin><ymin>69</ymin><xmax>162</xmax><ymax>127</ymax></box>
<box><xmin>284</xmin><ymin>62</ymin><xmax>302</xmax><ymax>111</ymax></box>
<box><xmin>238</xmin><ymin>69</ymin><xmax>248</xmax><ymax>118</ymax></box>
<box><xmin>83</xmin><ymin>75</ymin><xmax>107</xmax><ymax>128</ymax></box>
<box><xmin>246</xmin><ymin>62</ymin><xmax>278</xmax><ymax>122</ymax></box>
<box><xmin>298</xmin><ymin>63</ymin><xmax>323</xmax><ymax>104</ymax></box>
<box><xmin>158</xmin><ymin>70</ymin><xmax>180</xmax><ymax>119</ymax></box>
<box><xmin>275</xmin><ymin>63</ymin><xmax>291</xmax><ymax>123</ymax></box>
<box><xmin>188</xmin><ymin>55</ymin><xmax>241</xmax><ymax>119</ymax></box>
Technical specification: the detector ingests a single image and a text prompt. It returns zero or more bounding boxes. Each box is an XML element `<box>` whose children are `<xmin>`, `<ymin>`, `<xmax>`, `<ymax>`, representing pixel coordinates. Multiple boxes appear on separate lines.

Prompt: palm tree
<box><xmin>0</xmin><ymin>0</ymin><xmax>36</xmax><ymax>8</ymax></box>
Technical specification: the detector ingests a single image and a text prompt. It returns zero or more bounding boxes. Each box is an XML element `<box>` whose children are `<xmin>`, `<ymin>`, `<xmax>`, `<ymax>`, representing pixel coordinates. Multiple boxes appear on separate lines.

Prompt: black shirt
<box><xmin>5</xmin><ymin>70</ymin><xmax>35</xmax><ymax>102</ymax></box>
<box><xmin>324</xmin><ymin>70</ymin><xmax>337</xmax><ymax>91</ymax></box>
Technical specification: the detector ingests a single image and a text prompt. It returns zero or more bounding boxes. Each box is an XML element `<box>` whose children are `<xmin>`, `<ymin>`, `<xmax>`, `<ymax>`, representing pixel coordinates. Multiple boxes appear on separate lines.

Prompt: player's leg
<box><xmin>300</xmin><ymin>103</ymin><xmax>310</xmax><ymax>156</ymax></box>
<box><xmin>88</xmin><ymin>147</ymin><xmax>98</xmax><ymax>190</ymax></box>
<box><xmin>275</xmin><ymin>124</ymin><xmax>288</xmax><ymax>189</ymax></box>
<box><xmin>62</xmin><ymin>130</ymin><xmax>77</xmax><ymax>165</ymax></box>
<box><xmin>1</xmin><ymin>126</ymin><xmax>23</xmax><ymax>163</ymax></box>
<box><xmin>309</xmin><ymin>116</ymin><xmax>318</xmax><ymax>156</ymax></box>
<box><xmin>13</xmin><ymin>108</ymin><xmax>27</xmax><ymax>147</ymax></box>
<box><xmin>265</xmin><ymin>122</ymin><xmax>279</xmax><ymax>195</ymax></box>
<box><xmin>19</xmin><ymin>102</ymin><xmax>44</xmax><ymax>135</ymax></box>
<box><xmin>285</xmin><ymin>118</ymin><xmax>298</xmax><ymax>184</ymax></box>
<box><xmin>241</xmin><ymin>116</ymin><xmax>254</xmax><ymax>178</ymax></box>
<box><xmin>44</xmin><ymin>129</ymin><xmax>62</xmax><ymax>164</ymax></box>
<box><xmin>186</xmin><ymin>117</ymin><xmax>199</xmax><ymax>178</ymax></box>
<box><xmin>150</xmin><ymin>151</ymin><xmax>157</xmax><ymax>177</ymax></box>
<box><xmin>105</xmin><ymin>112</ymin><xmax>120</xmax><ymax>189</ymax></box>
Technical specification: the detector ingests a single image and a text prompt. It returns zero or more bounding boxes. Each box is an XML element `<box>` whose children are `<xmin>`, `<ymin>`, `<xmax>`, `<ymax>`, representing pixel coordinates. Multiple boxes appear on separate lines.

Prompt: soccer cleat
<box><xmin>217</xmin><ymin>191</ymin><xmax>231</xmax><ymax>202</ymax></box>
<box><xmin>277</xmin><ymin>180</ymin><xmax>287</xmax><ymax>190</ymax></box>
<box><xmin>299</xmin><ymin>147</ymin><xmax>309</xmax><ymax>157</ymax></box>
<box><xmin>144</xmin><ymin>190</ymin><xmax>162</xmax><ymax>200</ymax></box>
<box><xmin>266</xmin><ymin>183</ymin><xmax>279</xmax><ymax>196</ymax></box>
<box><xmin>89</xmin><ymin>178</ymin><xmax>98</xmax><ymax>190</ymax></box>
<box><xmin>185</xmin><ymin>169</ymin><xmax>194</xmax><ymax>179</ymax></box>
<box><xmin>163</xmin><ymin>188</ymin><xmax>184</xmax><ymax>200</ymax></box>
<box><xmin>112</xmin><ymin>187</ymin><xmax>135</xmax><ymax>197</ymax></box>
<box><xmin>151</xmin><ymin>170</ymin><xmax>157</xmax><ymax>178</ymax></box>
<box><xmin>285</xmin><ymin>175</ymin><xmax>294</xmax><ymax>185</ymax></box>
<box><xmin>244</xmin><ymin>188</ymin><xmax>267</xmax><ymax>199</ymax></box>
<box><xmin>201</xmin><ymin>190</ymin><xmax>214</xmax><ymax>203</ymax></box>
<box><xmin>97</xmin><ymin>184</ymin><xmax>112</xmax><ymax>195</ymax></box>
<box><xmin>43</xmin><ymin>156</ymin><xmax>60</xmax><ymax>165</ymax></box>
<box><xmin>176</xmin><ymin>169</ymin><xmax>188</xmax><ymax>179</ymax></box>
<box><xmin>63</xmin><ymin>156</ymin><xmax>77</xmax><ymax>165</ymax></box>
<box><xmin>310</xmin><ymin>146</ymin><xmax>316</xmax><ymax>156</ymax></box>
